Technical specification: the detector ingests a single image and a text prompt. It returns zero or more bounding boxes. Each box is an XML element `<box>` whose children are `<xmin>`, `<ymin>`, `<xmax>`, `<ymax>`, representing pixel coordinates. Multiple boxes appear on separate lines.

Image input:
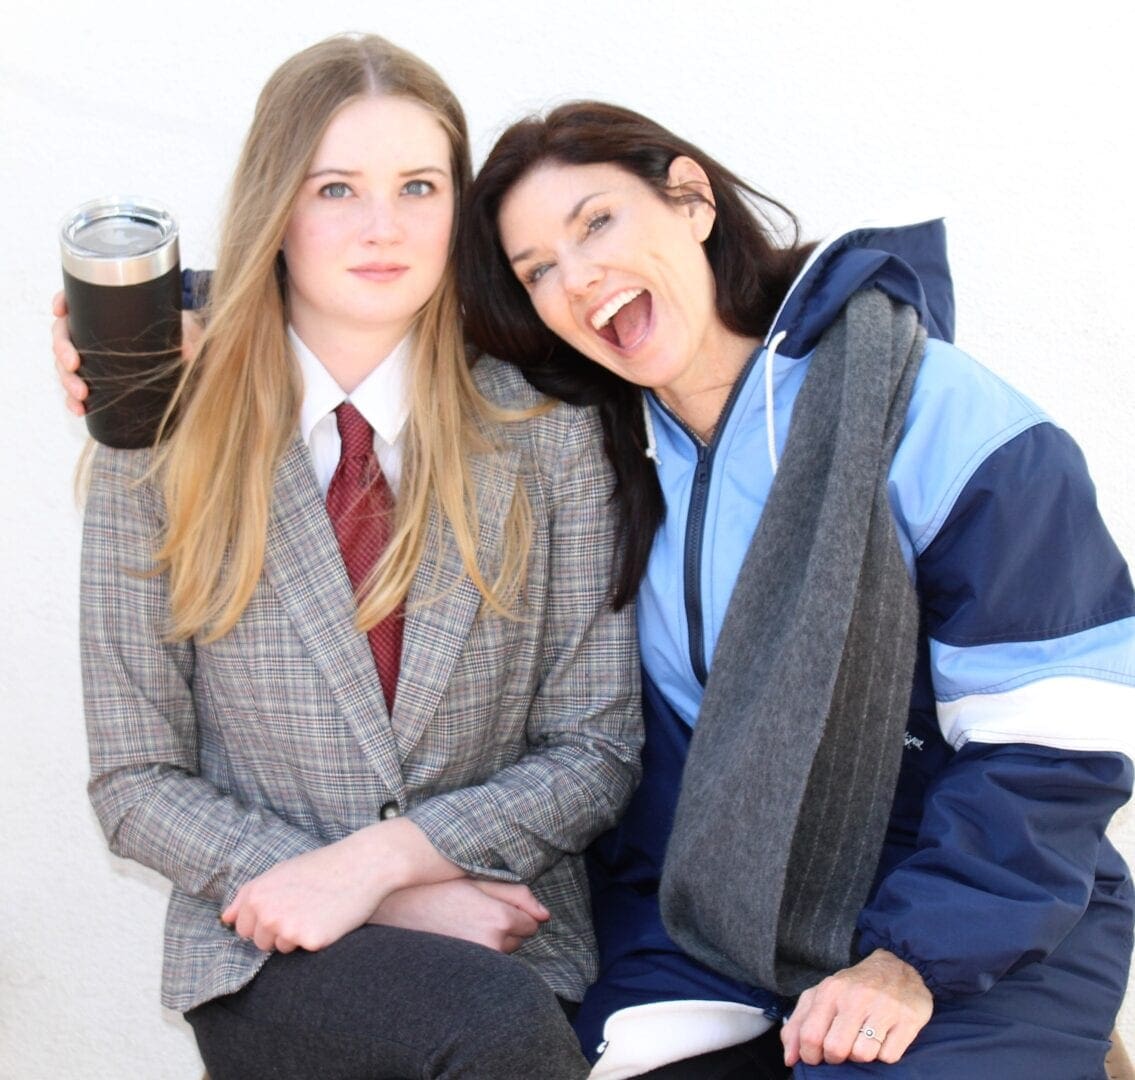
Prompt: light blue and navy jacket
<box><xmin>576</xmin><ymin>217</ymin><xmax>1135</xmax><ymax>1055</ymax></box>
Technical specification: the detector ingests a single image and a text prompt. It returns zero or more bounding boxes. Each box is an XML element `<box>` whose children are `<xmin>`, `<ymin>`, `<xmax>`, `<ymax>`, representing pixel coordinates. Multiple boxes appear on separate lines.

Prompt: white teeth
<box><xmin>590</xmin><ymin>288</ymin><xmax>644</xmax><ymax>331</ymax></box>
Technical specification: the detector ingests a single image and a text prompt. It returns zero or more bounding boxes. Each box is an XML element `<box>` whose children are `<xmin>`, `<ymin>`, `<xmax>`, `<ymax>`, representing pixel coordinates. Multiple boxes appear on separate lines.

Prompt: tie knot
<box><xmin>335</xmin><ymin>401</ymin><xmax>374</xmax><ymax>458</ymax></box>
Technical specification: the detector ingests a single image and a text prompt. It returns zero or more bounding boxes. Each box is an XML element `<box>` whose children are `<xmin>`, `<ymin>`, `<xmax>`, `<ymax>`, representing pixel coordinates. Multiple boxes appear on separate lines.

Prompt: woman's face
<box><xmin>283</xmin><ymin>95</ymin><xmax>454</xmax><ymax>357</ymax></box>
<box><xmin>498</xmin><ymin>159</ymin><xmax>734</xmax><ymax>408</ymax></box>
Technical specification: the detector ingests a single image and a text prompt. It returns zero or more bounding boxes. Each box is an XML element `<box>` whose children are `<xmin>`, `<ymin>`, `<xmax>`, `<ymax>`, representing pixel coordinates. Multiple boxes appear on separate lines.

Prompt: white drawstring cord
<box><xmin>642</xmin><ymin>393</ymin><xmax>660</xmax><ymax>462</ymax></box>
<box><xmin>643</xmin><ymin>332</ymin><xmax>785</xmax><ymax>470</ymax></box>
<box><xmin>764</xmin><ymin>330</ymin><xmax>786</xmax><ymax>476</ymax></box>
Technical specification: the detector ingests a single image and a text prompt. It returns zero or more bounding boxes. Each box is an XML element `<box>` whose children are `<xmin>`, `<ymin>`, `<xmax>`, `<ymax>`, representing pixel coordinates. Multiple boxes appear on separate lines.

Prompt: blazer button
<box><xmin>379</xmin><ymin>801</ymin><xmax>401</xmax><ymax>820</ymax></box>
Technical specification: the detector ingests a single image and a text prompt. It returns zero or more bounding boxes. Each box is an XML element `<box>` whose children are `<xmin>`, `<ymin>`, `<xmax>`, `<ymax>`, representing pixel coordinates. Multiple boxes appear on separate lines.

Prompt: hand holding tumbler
<box><xmin>60</xmin><ymin>197</ymin><xmax>182</xmax><ymax>448</ymax></box>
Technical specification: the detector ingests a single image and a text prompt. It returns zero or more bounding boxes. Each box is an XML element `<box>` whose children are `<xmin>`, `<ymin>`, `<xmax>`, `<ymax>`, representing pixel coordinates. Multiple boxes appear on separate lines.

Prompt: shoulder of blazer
<box><xmin>471</xmin><ymin>352</ymin><xmax>545</xmax><ymax>410</ymax></box>
<box><xmin>88</xmin><ymin>442</ymin><xmax>165</xmax><ymax>519</ymax></box>
<box><xmin>470</xmin><ymin>354</ymin><xmax>609</xmax><ymax>484</ymax></box>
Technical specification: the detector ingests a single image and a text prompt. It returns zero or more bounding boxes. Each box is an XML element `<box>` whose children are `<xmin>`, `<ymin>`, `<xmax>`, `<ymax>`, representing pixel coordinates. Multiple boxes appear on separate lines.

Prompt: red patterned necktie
<box><xmin>325</xmin><ymin>401</ymin><xmax>402</xmax><ymax>713</ymax></box>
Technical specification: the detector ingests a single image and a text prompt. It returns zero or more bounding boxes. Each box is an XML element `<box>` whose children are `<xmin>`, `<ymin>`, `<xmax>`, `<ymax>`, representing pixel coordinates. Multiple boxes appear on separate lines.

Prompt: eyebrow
<box><xmin>304</xmin><ymin>165</ymin><xmax>450</xmax><ymax>180</ymax></box>
<box><xmin>508</xmin><ymin>190</ymin><xmax>608</xmax><ymax>266</ymax></box>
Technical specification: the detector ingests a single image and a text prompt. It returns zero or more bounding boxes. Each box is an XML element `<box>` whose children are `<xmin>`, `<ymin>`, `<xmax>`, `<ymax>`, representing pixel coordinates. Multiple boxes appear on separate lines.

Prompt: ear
<box><xmin>667</xmin><ymin>155</ymin><xmax>716</xmax><ymax>243</ymax></box>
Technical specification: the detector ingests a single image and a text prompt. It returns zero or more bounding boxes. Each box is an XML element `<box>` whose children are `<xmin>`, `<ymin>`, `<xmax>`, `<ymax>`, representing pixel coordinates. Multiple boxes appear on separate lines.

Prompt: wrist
<box><xmin>351</xmin><ymin>818</ymin><xmax>461</xmax><ymax>895</ymax></box>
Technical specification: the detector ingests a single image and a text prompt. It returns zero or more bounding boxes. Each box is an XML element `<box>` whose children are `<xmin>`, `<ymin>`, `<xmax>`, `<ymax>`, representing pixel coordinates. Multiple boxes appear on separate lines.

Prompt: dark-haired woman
<box><xmin>460</xmin><ymin>102</ymin><xmax>1135</xmax><ymax>1079</ymax></box>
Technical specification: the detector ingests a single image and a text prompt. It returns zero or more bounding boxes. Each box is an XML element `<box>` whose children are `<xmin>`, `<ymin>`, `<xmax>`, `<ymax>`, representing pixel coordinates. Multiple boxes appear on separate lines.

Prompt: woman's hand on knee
<box><xmin>780</xmin><ymin>948</ymin><xmax>932</xmax><ymax>1068</ymax></box>
<box><xmin>369</xmin><ymin>879</ymin><xmax>549</xmax><ymax>952</ymax></box>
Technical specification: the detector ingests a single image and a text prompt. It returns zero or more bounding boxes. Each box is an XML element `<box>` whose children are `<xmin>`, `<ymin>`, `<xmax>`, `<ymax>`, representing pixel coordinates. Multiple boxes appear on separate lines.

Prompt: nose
<box><xmin>360</xmin><ymin>197</ymin><xmax>402</xmax><ymax>244</ymax></box>
<box><xmin>560</xmin><ymin>252</ymin><xmax>602</xmax><ymax>298</ymax></box>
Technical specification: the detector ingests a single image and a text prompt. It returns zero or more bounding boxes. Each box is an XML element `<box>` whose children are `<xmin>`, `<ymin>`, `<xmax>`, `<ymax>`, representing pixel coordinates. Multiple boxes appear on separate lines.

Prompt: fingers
<box><xmin>223</xmin><ymin>896</ymin><xmax>313</xmax><ymax>954</ymax></box>
<box><xmin>827</xmin><ymin>1013</ymin><xmax>875</xmax><ymax>1065</ymax></box>
<box><xmin>182</xmin><ymin>311</ymin><xmax>204</xmax><ymax>361</ymax></box>
<box><xmin>220</xmin><ymin>896</ymin><xmax>238</xmax><ymax>928</ymax></box>
<box><xmin>473</xmin><ymin>887</ymin><xmax>541</xmax><ymax>945</ymax></box>
<box><xmin>51</xmin><ymin>301</ymin><xmax>79</xmax><ymax>373</ymax></box>
<box><xmin>871</xmin><ymin>1015</ymin><xmax>922</xmax><ymax>1065</ymax></box>
<box><xmin>785</xmin><ymin>1002</ymin><xmax>873</xmax><ymax>1066</ymax></box>
<box><xmin>499</xmin><ymin>906</ymin><xmax>540</xmax><ymax>942</ymax></box>
<box><xmin>222</xmin><ymin>887</ymin><xmax>285</xmax><ymax>954</ymax></box>
<box><xmin>455</xmin><ymin>882</ymin><xmax>541</xmax><ymax>950</ymax></box>
<box><xmin>781</xmin><ymin>950</ymin><xmax>932</xmax><ymax>1067</ymax></box>
<box><xmin>51</xmin><ymin>295</ymin><xmax>89</xmax><ymax>415</ymax></box>
<box><xmin>470</xmin><ymin>880</ymin><xmax>550</xmax><ymax>922</ymax></box>
<box><xmin>251</xmin><ymin>919</ymin><xmax>278</xmax><ymax>953</ymax></box>
<box><xmin>499</xmin><ymin>933</ymin><xmax>532</xmax><ymax>954</ymax></box>
<box><xmin>779</xmin><ymin>997</ymin><xmax>803</xmax><ymax>1065</ymax></box>
<box><xmin>228</xmin><ymin>897</ymin><xmax>269</xmax><ymax>951</ymax></box>
<box><xmin>789</xmin><ymin>1017</ymin><xmax>905</xmax><ymax>1066</ymax></box>
<box><xmin>782</xmin><ymin>985</ymin><xmax>836</xmax><ymax>1066</ymax></box>
<box><xmin>848</xmin><ymin>1022</ymin><xmax>887</xmax><ymax>1065</ymax></box>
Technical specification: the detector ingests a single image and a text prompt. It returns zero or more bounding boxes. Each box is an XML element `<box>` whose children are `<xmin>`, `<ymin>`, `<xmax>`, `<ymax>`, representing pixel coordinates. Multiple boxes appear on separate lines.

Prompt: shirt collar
<box><xmin>290</xmin><ymin>325</ymin><xmax>412</xmax><ymax>448</ymax></box>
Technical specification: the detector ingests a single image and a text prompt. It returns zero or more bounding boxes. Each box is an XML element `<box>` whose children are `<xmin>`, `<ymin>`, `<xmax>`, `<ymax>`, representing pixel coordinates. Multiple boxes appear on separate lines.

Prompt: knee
<box><xmin>426</xmin><ymin>958</ymin><xmax>588</xmax><ymax>1079</ymax></box>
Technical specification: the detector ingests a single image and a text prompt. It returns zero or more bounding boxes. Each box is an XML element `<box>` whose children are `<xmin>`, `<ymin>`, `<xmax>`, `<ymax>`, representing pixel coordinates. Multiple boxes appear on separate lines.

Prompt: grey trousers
<box><xmin>186</xmin><ymin>925</ymin><xmax>590</xmax><ymax>1080</ymax></box>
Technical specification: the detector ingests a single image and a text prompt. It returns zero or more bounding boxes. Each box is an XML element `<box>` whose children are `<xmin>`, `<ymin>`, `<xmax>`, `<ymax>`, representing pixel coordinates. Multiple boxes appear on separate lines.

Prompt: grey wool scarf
<box><xmin>659</xmin><ymin>288</ymin><xmax>927</xmax><ymax>997</ymax></box>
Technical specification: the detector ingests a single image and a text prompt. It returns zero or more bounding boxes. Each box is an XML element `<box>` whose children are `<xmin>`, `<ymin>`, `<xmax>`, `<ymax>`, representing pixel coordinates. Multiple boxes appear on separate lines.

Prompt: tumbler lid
<box><xmin>60</xmin><ymin>196</ymin><xmax>179</xmax><ymax>286</ymax></box>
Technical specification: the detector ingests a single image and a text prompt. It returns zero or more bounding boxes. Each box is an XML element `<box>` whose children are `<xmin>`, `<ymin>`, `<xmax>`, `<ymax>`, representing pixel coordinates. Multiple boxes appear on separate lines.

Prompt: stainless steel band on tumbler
<box><xmin>60</xmin><ymin>197</ymin><xmax>179</xmax><ymax>286</ymax></box>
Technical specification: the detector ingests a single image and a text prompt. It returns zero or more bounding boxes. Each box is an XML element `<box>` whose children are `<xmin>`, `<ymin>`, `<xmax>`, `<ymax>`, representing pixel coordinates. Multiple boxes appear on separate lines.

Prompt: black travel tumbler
<box><xmin>60</xmin><ymin>197</ymin><xmax>182</xmax><ymax>448</ymax></box>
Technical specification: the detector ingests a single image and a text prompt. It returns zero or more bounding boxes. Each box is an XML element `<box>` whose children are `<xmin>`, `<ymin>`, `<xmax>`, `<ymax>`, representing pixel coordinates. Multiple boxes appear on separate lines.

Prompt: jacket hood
<box><xmin>767</xmin><ymin>216</ymin><xmax>956</xmax><ymax>357</ymax></box>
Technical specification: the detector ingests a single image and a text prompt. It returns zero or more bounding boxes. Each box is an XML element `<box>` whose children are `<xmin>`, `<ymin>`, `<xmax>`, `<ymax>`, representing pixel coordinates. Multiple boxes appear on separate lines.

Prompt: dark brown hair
<box><xmin>459</xmin><ymin>101</ymin><xmax>812</xmax><ymax>607</ymax></box>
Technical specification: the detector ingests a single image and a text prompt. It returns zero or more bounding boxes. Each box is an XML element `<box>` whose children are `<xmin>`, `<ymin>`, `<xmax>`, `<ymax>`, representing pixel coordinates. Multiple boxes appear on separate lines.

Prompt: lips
<box><xmin>349</xmin><ymin>263</ymin><xmax>409</xmax><ymax>282</ymax></box>
<box><xmin>590</xmin><ymin>288</ymin><xmax>652</xmax><ymax>351</ymax></box>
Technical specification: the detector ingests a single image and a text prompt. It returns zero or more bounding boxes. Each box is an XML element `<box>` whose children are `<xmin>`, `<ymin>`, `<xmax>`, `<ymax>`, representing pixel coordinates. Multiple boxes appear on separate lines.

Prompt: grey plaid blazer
<box><xmin>80</xmin><ymin>358</ymin><xmax>642</xmax><ymax>1013</ymax></box>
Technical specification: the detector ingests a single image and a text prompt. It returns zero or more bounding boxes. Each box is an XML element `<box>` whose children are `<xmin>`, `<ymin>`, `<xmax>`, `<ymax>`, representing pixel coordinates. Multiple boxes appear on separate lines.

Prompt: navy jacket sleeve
<box><xmin>858</xmin><ymin>743</ymin><xmax>1131</xmax><ymax>996</ymax></box>
<box><xmin>181</xmin><ymin>268</ymin><xmax>211</xmax><ymax>311</ymax></box>
<box><xmin>856</xmin><ymin>350</ymin><xmax>1135</xmax><ymax>998</ymax></box>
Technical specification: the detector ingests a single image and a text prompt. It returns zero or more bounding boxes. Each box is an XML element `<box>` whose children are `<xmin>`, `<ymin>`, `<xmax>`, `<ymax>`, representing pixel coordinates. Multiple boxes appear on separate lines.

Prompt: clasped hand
<box><xmin>369</xmin><ymin>879</ymin><xmax>549</xmax><ymax>953</ymax></box>
<box><xmin>220</xmin><ymin>819</ymin><xmax>547</xmax><ymax>956</ymax></box>
<box><xmin>221</xmin><ymin>826</ymin><xmax>399</xmax><ymax>953</ymax></box>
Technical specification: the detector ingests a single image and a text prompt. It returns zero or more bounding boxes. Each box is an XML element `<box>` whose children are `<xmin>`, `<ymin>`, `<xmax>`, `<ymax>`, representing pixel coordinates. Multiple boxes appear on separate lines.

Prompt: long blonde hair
<box><xmin>156</xmin><ymin>33</ymin><xmax>528</xmax><ymax>642</ymax></box>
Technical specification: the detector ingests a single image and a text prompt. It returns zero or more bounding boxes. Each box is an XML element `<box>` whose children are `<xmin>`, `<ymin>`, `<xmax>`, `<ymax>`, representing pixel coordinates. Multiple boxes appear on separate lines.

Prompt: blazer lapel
<box><xmin>264</xmin><ymin>435</ymin><xmax>406</xmax><ymax>790</ymax></box>
<box><xmin>390</xmin><ymin>442</ymin><xmax>520</xmax><ymax>759</ymax></box>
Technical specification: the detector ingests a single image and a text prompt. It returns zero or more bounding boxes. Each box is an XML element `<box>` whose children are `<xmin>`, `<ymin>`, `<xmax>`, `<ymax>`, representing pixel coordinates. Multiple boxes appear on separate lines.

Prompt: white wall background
<box><xmin>2</xmin><ymin>2</ymin><xmax>1131</xmax><ymax>1076</ymax></box>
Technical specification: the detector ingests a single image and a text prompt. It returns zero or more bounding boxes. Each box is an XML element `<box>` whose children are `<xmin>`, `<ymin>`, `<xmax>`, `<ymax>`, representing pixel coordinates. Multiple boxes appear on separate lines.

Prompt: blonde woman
<box><xmin>63</xmin><ymin>37</ymin><xmax>640</xmax><ymax>1080</ymax></box>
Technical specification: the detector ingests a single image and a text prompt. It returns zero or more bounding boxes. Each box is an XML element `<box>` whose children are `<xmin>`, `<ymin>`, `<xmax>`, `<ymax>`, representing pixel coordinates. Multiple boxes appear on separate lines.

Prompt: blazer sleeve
<box><xmin>81</xmin><ymin>444</ymin><xmax>321</xmax><ymax>907</ymax></box>
<box><xmin>405</xmin><ymin>398</ymin><xmax>644</xmax><ymax>880</ymax></box>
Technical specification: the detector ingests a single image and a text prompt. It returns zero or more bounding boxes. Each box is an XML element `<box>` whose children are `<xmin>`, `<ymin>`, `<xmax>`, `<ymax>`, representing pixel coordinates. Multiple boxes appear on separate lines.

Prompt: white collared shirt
<box><xmin>289</xmin><ymin>326</ymin><xmax>411</xmax><ymax>497</ymax></box>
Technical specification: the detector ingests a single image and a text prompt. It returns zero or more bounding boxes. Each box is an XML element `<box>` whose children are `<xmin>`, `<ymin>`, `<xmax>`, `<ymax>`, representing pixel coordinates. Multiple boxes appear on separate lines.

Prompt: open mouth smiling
<box><xmin>589</xmin><ymin>288</ymin><xmax>653</xmax><ymax>350</ymax></box>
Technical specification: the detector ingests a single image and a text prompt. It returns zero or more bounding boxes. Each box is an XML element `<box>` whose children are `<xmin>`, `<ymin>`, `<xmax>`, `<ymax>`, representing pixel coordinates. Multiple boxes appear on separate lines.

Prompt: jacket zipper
<box><xmin>684</xmin><ymin>443</ymin><xmax>713</xmax><ymax>683</ymax></box>
<box><xmin>663</xmin><ymin>345</ymin><xmax>766</xmax><ymax>685</ymax></box>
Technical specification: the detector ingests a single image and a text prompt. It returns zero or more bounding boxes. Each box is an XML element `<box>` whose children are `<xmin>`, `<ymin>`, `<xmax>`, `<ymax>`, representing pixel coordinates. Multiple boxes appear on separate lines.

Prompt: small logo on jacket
<box><xmin>903</xmin><ymin>731</ymin><xmax>925</xmax><ymax>752</ymax></box>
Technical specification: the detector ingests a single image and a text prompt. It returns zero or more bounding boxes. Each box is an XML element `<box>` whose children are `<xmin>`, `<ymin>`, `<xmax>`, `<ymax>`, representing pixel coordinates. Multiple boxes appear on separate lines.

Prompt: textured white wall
<box><xmin>2</xmin><ymin>1</ymin><xmax>1131</xmax><ymax>1076</ymax></box>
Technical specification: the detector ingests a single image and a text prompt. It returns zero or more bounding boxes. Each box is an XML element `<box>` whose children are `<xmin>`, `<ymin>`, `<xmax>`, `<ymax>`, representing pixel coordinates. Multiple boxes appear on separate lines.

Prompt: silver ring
<box><xmin>858</xmin><ymin>1026</ymin><xmax>885</xmax><ymax>1044</ymax></box>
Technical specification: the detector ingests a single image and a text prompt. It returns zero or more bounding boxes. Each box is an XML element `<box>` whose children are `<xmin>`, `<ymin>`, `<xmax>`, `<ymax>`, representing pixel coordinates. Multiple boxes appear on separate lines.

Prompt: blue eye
<box><xmin>586</xmin><ymin>211</ymin><xmax>611</xmax><ymax>234</ymax></box>
<box><xmin>403</xmin><ymin>178</ymin><xmax>436</xmax><ymax>197</ymax></box>
<box><xmin>319</xmin><ymin>181</ymin><xmax>352</xmax><ymax>199</ymax></box>
<box><xmin>524</xmin><ymin>263</ymin><xmax>551</xmax><ymax>286</ymax></box>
